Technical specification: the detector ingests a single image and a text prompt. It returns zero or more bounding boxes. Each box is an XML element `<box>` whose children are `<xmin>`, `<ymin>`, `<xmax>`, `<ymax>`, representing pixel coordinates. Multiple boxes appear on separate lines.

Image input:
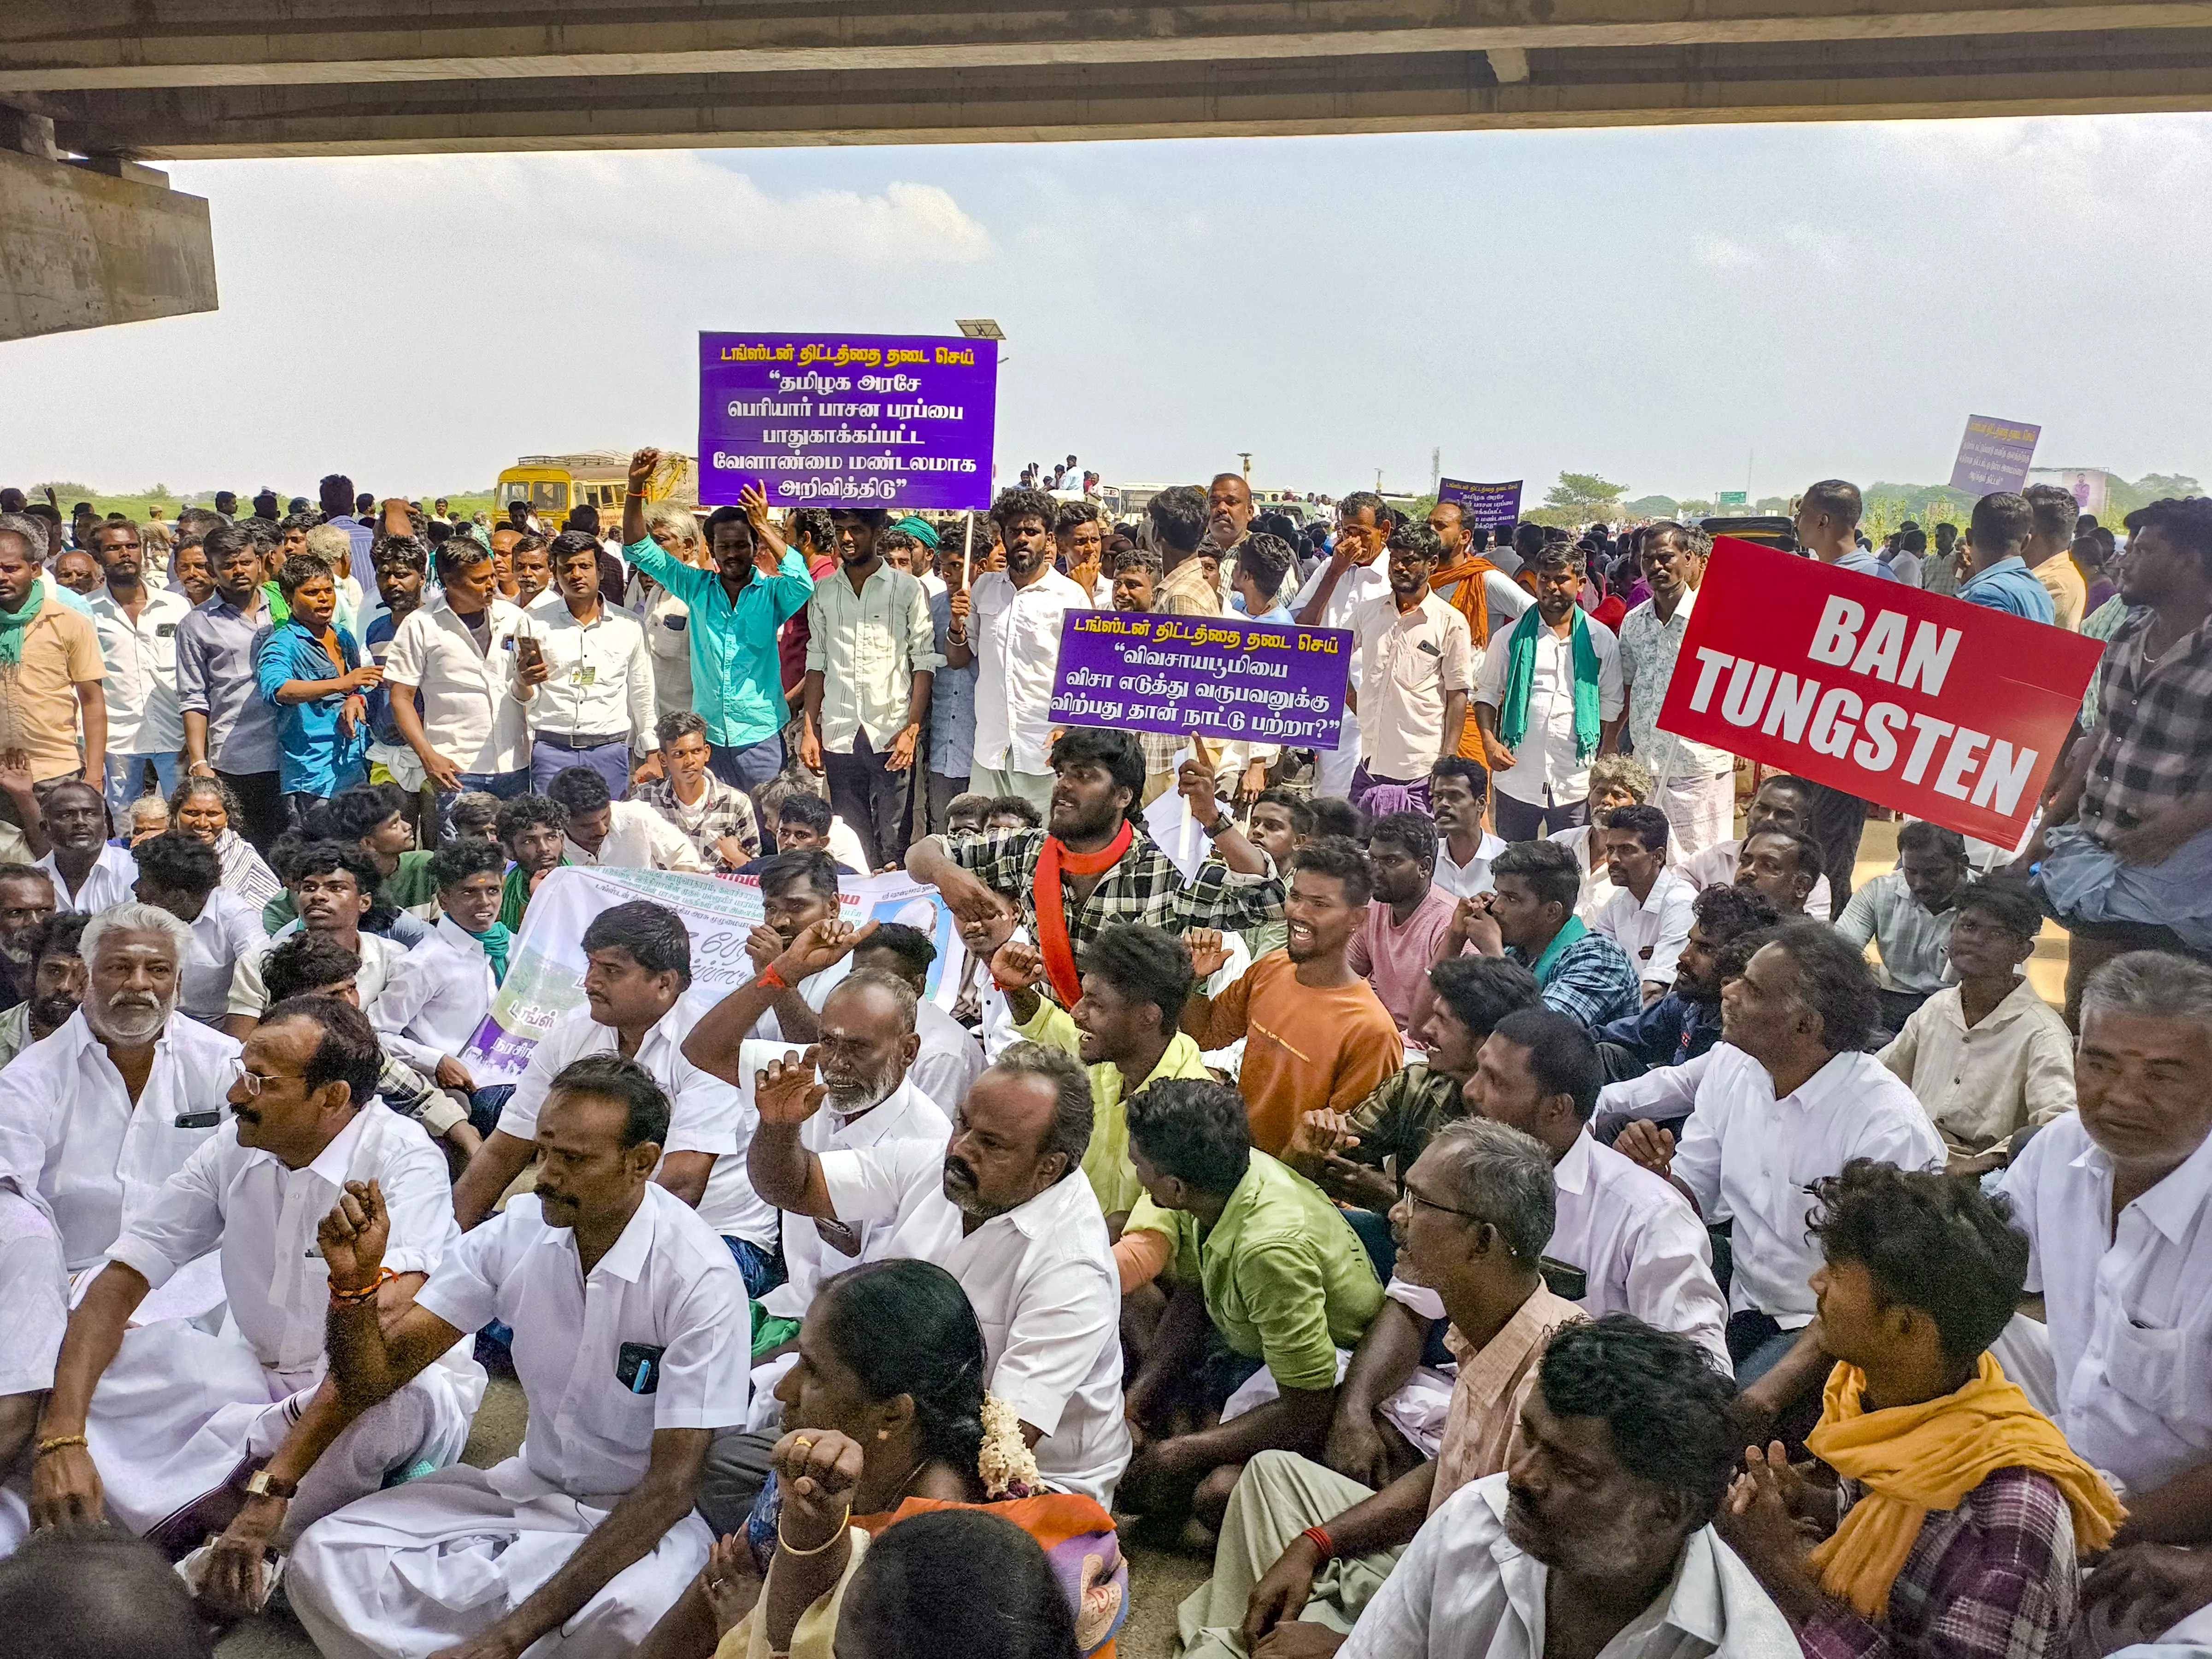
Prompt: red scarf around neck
<box><xmin>1033</xmin><ymin>820</ymin><xmax>1134</xmax><ymax>1006</ymax></box>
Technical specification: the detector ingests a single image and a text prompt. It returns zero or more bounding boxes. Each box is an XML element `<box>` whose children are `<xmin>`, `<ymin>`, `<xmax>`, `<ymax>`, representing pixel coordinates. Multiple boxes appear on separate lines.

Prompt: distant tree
<box><xmin>1544</xmin><ymin>472</ymin><xmax>1627</xmax><ymax>512</ymax></box>
<box><xmin>1623</xmin><ymin>495</ymin><xmax>1680</xmax><ymax>518</ymax></box>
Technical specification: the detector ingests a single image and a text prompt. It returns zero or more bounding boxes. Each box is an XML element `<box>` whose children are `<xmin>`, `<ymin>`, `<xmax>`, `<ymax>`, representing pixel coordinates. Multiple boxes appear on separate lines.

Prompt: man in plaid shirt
<box><xmin>1718</xmin><ymin>1162</ymin><xmax>2120</xmax><ymax>1659</ymax></box>
<box><xmin>1423</xmin><ymin>838</ymin><xmax>1641</xmax><ymax>1033</ymax></box>
<box><xmin>2030</xmin><ymin>497</ymin><xmax>2212</xmax><ymax>1016</ymax></box>
<box><xmin>906</xmin><ymin>728</ymin><xmax>1283</xmax><ymax>967</ymax></box>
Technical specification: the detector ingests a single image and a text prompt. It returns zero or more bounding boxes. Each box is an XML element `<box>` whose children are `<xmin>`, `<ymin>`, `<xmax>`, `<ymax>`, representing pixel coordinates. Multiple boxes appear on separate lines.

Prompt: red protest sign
<box><xmin>1656</xmin><ymin>538</ymin><xmax>2106</xmax><ymax>844</ymax></box>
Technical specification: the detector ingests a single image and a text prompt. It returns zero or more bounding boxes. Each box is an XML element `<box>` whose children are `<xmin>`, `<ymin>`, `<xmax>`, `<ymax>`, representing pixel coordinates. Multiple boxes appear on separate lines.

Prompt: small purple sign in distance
<box><xmin>1947</xmin><ymin>415</ymin><xmax>2040</xmax><ymax>495</ymax></box>
<box><xmin>1437</xmin><ymin>477</ymin><xmax>1523</xmax><ymax>529</ymax></box>
<box><xmin>698</xmin><ymin>331</ymin><xmax>997</xmax><ymax>510</ymax></box>
<box><xmin>1048</xmin><ymin>611</ymin><xmax>1355</xmax><ymax>750</ymax></box>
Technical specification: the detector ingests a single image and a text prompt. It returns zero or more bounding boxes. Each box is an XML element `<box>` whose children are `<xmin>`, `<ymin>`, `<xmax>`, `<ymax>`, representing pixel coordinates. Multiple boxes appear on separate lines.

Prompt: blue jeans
<box><xmin>723</xmin><ymin>1235</ymin><xmax>786</xmax><ymax>1300</ymax></box>
<box><xmin>711</xmin><ymin>733</ymin><xmax>784</xmax><ymax>794</ymax></box>
<box><xmin>433</xmin><ymin>768</ymin><xmax>530</xmax><ymax>839</ymax></box>
<box><xmin>104</xmin><ymin>750</ymin><xmax>179</xmax><ymax>819</ymax></box>
<box><xmin>531</xmin><ymin>739</ymin><xmax>634</xmax><ymax>800</ymax></box>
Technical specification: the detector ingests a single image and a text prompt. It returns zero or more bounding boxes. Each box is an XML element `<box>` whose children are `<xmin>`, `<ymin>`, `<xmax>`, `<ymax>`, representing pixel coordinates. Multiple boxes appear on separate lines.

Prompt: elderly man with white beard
<box><xmin>0</xmin><ymin>902</ymin><xmax>240</xmax><ymax>1274</ymax></box>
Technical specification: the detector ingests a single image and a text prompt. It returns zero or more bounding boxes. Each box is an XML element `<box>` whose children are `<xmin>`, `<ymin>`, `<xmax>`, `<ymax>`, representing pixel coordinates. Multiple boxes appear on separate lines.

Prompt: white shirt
<box><xmin>1888</xmin><ymin>549</ymin><xmax>1924</xmax><ymax>588</ymax></box>
<box><xmin>908</xmin><ymin>997</ymin><xmax>987</xmax><ymax>1118</ymax></box>
<box><xmin>746</xmin><ymin>953</ymin><xmax>855</xmax><ymax>1044</ymax></box>
<box><xmin>820</xmin><ymin>1144</ymin><xmax>1130</xmax><ymax>1506</ymax></box>
<box><xmin>1475</xmin><ymin>616</ymin><xmax>1626</xmax><ymax>807</ymax></box>
<box><xmin>1341</xmin><ymin>1473</ymin><xmax>1800</xmax><ymax>1659</ymax></box>
<box><xmin>0</xmin><ymin>1009</ymin><xmax>241</xmax><ymax>1271</ymax></box>
<box><xmin>1351</xmin><ymin>592</ymin><xmax>1476</xmax><ymax>781</ymax></box>
<box><xmin>229</xmin><ymin>929</ymin><xmax>407</xmax><ymax>1021</ymax></box>
<box><xmin>373</xmin><ymin>917</ymin><xmax>498</xmax><ymax>1074</ymax></box>
<box><xmin>107</xmin><ymin>1101</ymin><xmax>457</xmax><ymax>1378</ymax></box>
<box><xmin>1288</xmin><ymin>558</ymin><xmax>1393</xmax><ymax>693</ymax></box>
<box><xmin>381</xmin><ymin>599</ymin><xmax>533</xmax><ymax>775</ymax></box>
<box><xmin>503</xmin><ymin>995</ymin><xmax>774</xmax><ymax>1247</ymax></box>
<box><xmin>1594</xmin><ymin>867</ymin><xmax>1700</xmax><ymax>988</ymax></box>
<box><xmin>179</xmin><ymin>887</ymin><xmax>265</xmax><ymax>1021</ymax></box>
<box><xmin>970</xmin><ymin>569</ymin><xmax>1092</xmax><ymax>775</ymax></box>
<box><xmin>35</xmin><ymin>845</ymin><xmax>139</xmax><ymax>915</ymax></box>
<box><xmin>642</xmin><ymin>586</ymin><xmax>696</xmax><ymax>724</ymax></box>
<box><xmin>803</xmin><ymin>563</ymin><xmax>943</xmax><ymax>753</ymax></box>
<box><xmin>1679</xmin><ymin>839</ymin><xmax>1833</xmax><ymax>922</ymax></box>
<box><xmin>519</xmin><ymin>599</ymin><xmax>655</xmax><ymax>751</ymax></box>
<box><xmin>1621</xmin><ymin>1044</ymin><xmax>1945</xmax><ymax>1325</ymax></box>
<box><xmin>1434</xmin><ymin>830</ymin><xmax>1510</xmax><ymax>900</ymax></box>
<box><xmin>1549</xmin><ymin>824</ymin><xmax>1622</xmax><ymax>927</ymax></box>
<box><xmin>1999</xmin><ymin>1114</ymin><xmax>2212</xmax><ymax>1494</ymax></box>
<box><xmin>416</xmin><ymin>1186</ymin><xmax>751</xmax><ymax>1503</ymax></box>
<box><xmin>88</xmin><ymin>587</ymin><xmax>193</xmax><ymax>755</ymax></box>
<box><xmin>564</xmin><ymin>800</ymin><xmax>705</xmax><ymax>873</ymax></box>
<box><xmin>757</xmin><ymin>1065</ymin><xmax>952</xmax><ymax>1320</ymax></box>
<box><xmin>1879</xmin><ymin>980</ymin><xmax>2076</xmax><ymax>1153</ymax></box>
<box><xmin>0</xmin><ymin>1180</ymin><xmax>66</xmax><ymax>1397</ymax></box>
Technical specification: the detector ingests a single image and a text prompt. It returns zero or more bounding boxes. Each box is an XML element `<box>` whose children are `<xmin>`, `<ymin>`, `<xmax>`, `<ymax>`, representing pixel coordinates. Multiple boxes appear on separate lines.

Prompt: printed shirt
<box><xmin>1123</xmin><ymin>1150</ymin><xmax>1385</xmax><ymax>1391</ymax></box>
<box><xmin>634</xmin><ymin>773</ymin><xmax>761</xmax><ymax>871</ymax></box>
<box><xmin>1878</xmin><ymin>979</ymin><xmax>2075</xmax><ymax>1156</ymax></box>
<box><xmin>255</xmin><ymin>618</ymin><xmax>370</xmax><ymax>794</ymax></box>
<box><xmin>2075</xmin><ymin>596</ymin><xmax>2134</xmax><ymax>730</ymax></box>
<box><xmin>2078</xmin><ymin>605</ymin><xmax>2212</xmax><ymax>843</ymax></box>
<box><xmin>88</xmin><ymin>586</ymin><xmax>193</xmax><ymax>755</ymax></box>
<box><xmin>970</xmin><ymin>568</ymin><xmax>1092</xmax><ymax>775</ymax></box>
<box><xmin>175</xmin><ymin>594</ymin><xmax>283</xmax><ymax>774</ymax></box>
<box><xmin>926</xmin><ymin>587</ymin><xmax>979</xmax><ymax>779</ymax></box>
<box><xmin>520</xmin><ymin>600</ymin><xmax>655</xmax><ymax>749</ymax></box>
<box><xmin>804</xmin><ymin>562</ymin><xmax>943</xmax><ymax>752</ymax></box>
<box><xmin>417</xmin><ymin>1185</ymin><xmax>751</xmax><ymax>1502</ymax></box>
<box><xmin>1351</xmin><ymin>591</ymin><xmax>1476</xmax><ymax>780</ymax></box>
<box><xmin>1797</xmin><ymin>1467</ymin><xmax>2079</xmax><ymax>1659</ymax></box>
<box><xmin>381</xmin><ymin>599</ymin><xmax>535</xmax><ymax>776</ymax></box>
<box><xmin>1831</xmin><ymin>871</ymin><xmax>1957</xmax><ymax>995</ymax></box>
<box><xmin>1998</xmin><ymin>1112</ymin><xmax>2212</xmax><ymax>1493</ymax></box>
<box><xmin>1958</xmin><ymin>557</ymin><xmax>2059</xmax><ymax>624</ymax></box>
<box><xmin>1618</xmin><ymin>588</ymin><xmax>1736</xmax><ymax>780</ymax></box>
<box><xmin>625</xmin><ymin>535</ymin><xmax>814</xmax><ymax>749</ymax></box>
<box><xmin>949</xmin><ymin>825</ymin><xmax>1285</xmax><ymax>948</ymax></box>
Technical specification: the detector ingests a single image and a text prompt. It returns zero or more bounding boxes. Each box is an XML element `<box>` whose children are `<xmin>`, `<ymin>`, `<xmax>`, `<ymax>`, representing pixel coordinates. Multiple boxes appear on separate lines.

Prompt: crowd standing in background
<box><xmin>0</xmin><ymin>459</ymin><xmax>2210</xmax><ymax>1659</ymax></box>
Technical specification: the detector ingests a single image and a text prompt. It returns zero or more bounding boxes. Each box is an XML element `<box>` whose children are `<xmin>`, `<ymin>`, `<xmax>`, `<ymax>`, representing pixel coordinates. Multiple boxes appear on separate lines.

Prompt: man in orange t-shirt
<box><xmin>1183</xmin><ymin>837</ymin><xmax>1403</xmax><ymax>1156</ymax></box>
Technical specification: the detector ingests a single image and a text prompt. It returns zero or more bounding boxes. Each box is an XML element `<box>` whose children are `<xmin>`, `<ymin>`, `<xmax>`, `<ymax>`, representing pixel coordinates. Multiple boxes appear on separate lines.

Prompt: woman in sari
<box><xmin>167</xmin><ymin>774</ymin><xmax>282</xmax><ymax>912</ymax></box>
<box><xmin>637</xmin><ymin>1259</ymin><xmax>1126</xmax><ymax>1659</ymax></box>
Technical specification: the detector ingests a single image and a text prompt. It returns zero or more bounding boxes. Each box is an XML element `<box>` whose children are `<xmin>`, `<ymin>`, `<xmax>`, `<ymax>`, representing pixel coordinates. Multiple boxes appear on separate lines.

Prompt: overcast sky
<box><xmin>7</xmin><ymin>112</ymin><xmax>2209</xmax><ymax>505</ymax></box>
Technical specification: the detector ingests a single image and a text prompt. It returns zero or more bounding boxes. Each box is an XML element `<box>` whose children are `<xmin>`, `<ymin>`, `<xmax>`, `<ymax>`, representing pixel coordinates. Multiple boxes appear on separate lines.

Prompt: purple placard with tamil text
<box><xmin>698</xmin><ymin>331</ymin><xmax>997</xmax><ymax>510</ymax></box>
<box><xmin>1047</xmin><ymin>611</ymin><xmax>1354</xmax><ymax>750</ymax></box>
<box><xmin>1947</xmin><ymin>415</ymin><xmax>2040</xmax><ymax>495</ymax></box>
<box><xmin>1437</xmin><ymin>477</ymin><xmax>1522</xmax><ymax>529</ymax></box>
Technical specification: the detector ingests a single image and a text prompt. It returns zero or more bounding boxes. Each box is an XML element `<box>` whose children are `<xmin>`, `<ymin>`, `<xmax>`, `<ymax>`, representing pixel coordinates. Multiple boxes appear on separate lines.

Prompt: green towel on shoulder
<box><xmin>1498</xmin><ymin>605</ymin><xmax>1602</xmax><ymax>763</ymax></box>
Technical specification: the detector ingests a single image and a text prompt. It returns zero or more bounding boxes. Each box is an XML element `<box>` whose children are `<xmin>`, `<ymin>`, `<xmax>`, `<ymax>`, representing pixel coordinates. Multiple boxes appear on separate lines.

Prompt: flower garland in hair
<box><xmin>978</xmin><ymin>1394</ymin><xmax>1041</xmax><ymax>1499</ymax></box>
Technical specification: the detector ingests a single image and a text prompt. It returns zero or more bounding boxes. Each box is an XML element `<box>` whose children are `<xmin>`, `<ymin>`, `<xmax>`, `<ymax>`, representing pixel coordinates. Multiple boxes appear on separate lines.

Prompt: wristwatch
<box><xmin>245</xmin><ymin>1469</ymin><xmax>298</xmax><ymax>1500</ymax></box>
<box><xmin>1200</xmin><ymin>815</ymin><xmax>1233</xmax><ymax>840</ymax></box>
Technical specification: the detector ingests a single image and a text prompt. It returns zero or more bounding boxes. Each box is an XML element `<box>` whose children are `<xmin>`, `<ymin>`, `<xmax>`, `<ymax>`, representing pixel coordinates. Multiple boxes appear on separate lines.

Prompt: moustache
<box><xmin>942</xmin><ymin>1154</ymin><xmax>977</xmax><ymax>1188</ymax></box>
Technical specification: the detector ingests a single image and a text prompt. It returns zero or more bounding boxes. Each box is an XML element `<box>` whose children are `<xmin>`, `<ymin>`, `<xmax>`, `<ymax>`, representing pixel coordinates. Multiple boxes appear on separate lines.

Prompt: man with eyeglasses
<box><xmin>1177</xmin><ymin>1118</ymin><xmax>1583</xmax><ymax>1658</ymax></box>
<box><xmin>26</xmin><ymin>994</ymin><xmax>481</xmax><ymax>1624</ymax></box>
<box><xmin>0</xmin><ymin>902</ymin><xmax>238</xmax><ymax>1277</ymax></box>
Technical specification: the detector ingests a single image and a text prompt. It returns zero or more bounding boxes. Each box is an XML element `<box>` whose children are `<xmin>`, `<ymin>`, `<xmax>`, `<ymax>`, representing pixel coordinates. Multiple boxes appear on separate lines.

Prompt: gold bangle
<box><xmin>35</xmin><ymin>1434</ymin><xmax>88</xmax><ymax>1459</ymax></box>
<box><xmin>776</xmin><ymin>1505</ymin><xmax>853</xmax><ymax>1557</ymax></box>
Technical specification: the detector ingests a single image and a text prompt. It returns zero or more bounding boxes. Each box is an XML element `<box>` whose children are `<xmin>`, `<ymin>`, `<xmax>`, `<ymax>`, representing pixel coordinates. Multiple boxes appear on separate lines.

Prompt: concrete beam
<box><xmin>1</xmin><ymin>0</ymin><xmax>2208</xmax><ymax>91</ymax></box>
<box><xmin>35</xmin><ymin>29</ymin><xmax>2212</xmax><ymax>157</ymax></box>
<box><xmin>0</xmin><ymin>148</ymin><xmax>216</xmax><ymax>342</ymax></box>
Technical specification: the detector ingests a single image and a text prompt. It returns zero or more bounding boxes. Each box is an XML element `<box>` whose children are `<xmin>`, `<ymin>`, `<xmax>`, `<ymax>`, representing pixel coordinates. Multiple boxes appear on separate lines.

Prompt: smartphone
<box><xmin>515</xmin><ymin>635</ymin><xmax>543</xmax><ymax>669</ymax></box>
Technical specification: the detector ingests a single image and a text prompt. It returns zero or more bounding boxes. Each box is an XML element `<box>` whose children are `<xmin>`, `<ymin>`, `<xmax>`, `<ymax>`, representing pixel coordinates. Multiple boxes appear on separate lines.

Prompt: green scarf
<box><xmin>469</xmin><ymin>921</ymin><xmax>512</xmax><ymax>985</ymax></box>
<box><xmin>1498</xmin><ymin>605</ymin><xmax>1602</xmax><ymax>763</ymax></box>
<box><xmin>1523</xmin><ymin>915</ymin><xmax>1589</xmax><ymax>986</ymax></box>
<box><xmin>0</xmin><ymin>580</ymin><xmax>44</xmax><ymax>668</ymax></box>
<box><xmin>500</xmin><ymin>860</ymin><xmax>565</xmax><ymax>929</ymax></box>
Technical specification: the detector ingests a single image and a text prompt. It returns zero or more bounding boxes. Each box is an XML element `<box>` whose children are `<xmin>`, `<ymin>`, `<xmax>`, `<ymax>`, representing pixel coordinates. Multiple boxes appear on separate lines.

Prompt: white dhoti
<box><xmin>1315</xmin><ymin>713</ymin><xmax>1360</xmax><ymax>801</ymax></box>
<box><xmin>289</xmin><ymin>1459</ymin><xmax>714</xmax><ymax>1659</ymax></box>
<box><xmin>84</xmin><ymin>1316</ymin><xmax>481</xmax><ymax>1543</ymax></box>
<box><xmin>1652</xmin><ymin>770</ymin><xmax>1736</xmax><ymax>862</ymax></box>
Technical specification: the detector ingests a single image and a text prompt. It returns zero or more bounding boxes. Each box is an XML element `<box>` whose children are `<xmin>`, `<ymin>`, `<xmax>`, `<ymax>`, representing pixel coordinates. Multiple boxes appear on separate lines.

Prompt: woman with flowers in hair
<box><xmin>635</xmin><ymin>1258</ymin><xmax>1127</xmax><ymax>1659</ymax></box>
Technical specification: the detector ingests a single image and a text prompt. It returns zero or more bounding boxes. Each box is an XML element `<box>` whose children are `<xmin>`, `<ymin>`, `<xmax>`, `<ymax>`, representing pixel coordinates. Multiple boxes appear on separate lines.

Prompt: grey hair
<box><xmin>302</xmin><ymin>524</ymin><xmax>353</xmax><ymax>569</ymax></box>
<box><xmin>2082</xmin><ymin>950</ymin><xmax>2212</xmax><ymax>1030</ymax></box>
<box><xmin>824</xmin><ymin>967</ymin><xmax>919</xmax><ymax>1037</ymax></box>
<box><xmin>990</xmin><ymin>1040</ymin><xmax>1094</xmax><ymax>1171</ymax></box>
<box><xmin>642</xmin><ymin>501</ymin><xmax>701</xmax><ymax>550</ymax></box>
<box><xmin>0</xmin><ymin>514</ymin><xmax>47</xmax><ymax>562</ymax></box>
<box><xmin>1587</xmin><ymin>753</ymin><xmax>1654</xmax><ymax>804</ymax></box>
<box><xmin>82</xmin><ymin>902</ymin><xmax>194</xmax><ymax>968</ymax></box>
<box><xmin>1425</xmin><ymin>1117</ymin><xmax>1558</xmax><ymax>1267</ymax></box>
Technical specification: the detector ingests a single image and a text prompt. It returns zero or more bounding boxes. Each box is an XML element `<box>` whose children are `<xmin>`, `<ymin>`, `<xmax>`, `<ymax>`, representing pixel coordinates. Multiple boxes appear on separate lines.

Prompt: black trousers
<box><xmin>1495</xmin><ymin>791</ymin><xmax>1589</xmax><ymax>841</ymax></box>
<box><xmin>1801</xmin><ymin>781</ymin><xmax>1871</xmax><ymax>908</ymax></box>
<box><xmin>824</xmin><ymin>731</ymin><xmax>913</xmax><ymax>872</ymax></box>
<box><xmin>216</xmin><ymin>767</ymin><xmax>288</xmax><ymax>853</ymax></box>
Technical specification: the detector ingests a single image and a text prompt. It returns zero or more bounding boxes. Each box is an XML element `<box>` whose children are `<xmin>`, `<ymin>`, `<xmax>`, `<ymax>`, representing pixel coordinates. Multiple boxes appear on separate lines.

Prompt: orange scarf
<box><xmin>1434</xmin><ymin>556</ymin><xmax>1500</xmax><ymax>758</ymax></box>
<box><xmin>1034</xmin><ymin>821</ymin><xmax>1133</xmax><ymax>1006</ymax></box>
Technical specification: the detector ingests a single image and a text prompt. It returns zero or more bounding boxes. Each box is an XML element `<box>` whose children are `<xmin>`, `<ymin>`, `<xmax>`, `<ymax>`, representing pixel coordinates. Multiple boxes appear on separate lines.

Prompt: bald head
<box><xmin>0</xmin><ymin>1527</ymin><xmax>214</xmax><ymax>1659</ymax></box>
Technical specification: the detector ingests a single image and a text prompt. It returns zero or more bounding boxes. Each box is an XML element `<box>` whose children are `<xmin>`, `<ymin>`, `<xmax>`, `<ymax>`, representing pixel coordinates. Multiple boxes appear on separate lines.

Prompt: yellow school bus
<box><xmin>494</xmin><ymin>452</ymin><xmax>695</xmax><ymax>523</ymax></box>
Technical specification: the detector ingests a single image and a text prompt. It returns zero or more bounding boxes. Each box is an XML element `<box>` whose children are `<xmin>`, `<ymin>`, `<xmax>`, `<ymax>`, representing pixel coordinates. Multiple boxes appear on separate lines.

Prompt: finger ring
<box><xmin>794</xmin><ymin>1436</ymin><xmax>813</xmax><ymax>1452</ymax></box>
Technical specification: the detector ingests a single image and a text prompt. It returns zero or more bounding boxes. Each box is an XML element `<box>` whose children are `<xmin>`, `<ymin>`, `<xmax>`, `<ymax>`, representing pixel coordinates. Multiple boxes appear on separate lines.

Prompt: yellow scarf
<box><xmin>1805</xmin><ymin>1354</ymin><xmax>2124</xmax><ymax>1620</ymax></box>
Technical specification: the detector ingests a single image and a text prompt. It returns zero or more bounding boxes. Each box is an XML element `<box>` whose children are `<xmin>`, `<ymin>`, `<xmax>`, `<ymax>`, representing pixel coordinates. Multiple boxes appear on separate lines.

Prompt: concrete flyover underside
<box><xmin>4</xmin><ymin>1</ymin><xmax>2210</xmax><ymax>335</ymax></box>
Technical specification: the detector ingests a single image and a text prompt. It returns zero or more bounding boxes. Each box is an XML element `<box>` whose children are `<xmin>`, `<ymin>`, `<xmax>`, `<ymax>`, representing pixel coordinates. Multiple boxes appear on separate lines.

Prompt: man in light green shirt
<box><xmin>995</xmin><ymin>922</ymin><xmax>1214</xmax><ymax>1227</ymax></box>
<box><xmin>1116</xmin><ymin>1077</ymin><xmax>1386</xmax><ymax>1530</ymax></box>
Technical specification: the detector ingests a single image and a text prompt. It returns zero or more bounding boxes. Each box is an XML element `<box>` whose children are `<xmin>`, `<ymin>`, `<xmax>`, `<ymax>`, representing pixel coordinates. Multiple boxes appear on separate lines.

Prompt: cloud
<box><xmin>1694</xmin><ymin>236</ymin><xmax>1758</xmax><ymax>269</ymax></box>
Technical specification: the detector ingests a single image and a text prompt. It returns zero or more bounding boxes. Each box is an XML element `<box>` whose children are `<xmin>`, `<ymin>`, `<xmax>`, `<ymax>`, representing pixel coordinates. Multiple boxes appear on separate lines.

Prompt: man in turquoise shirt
<box><xmin>621</xmin><ymin>447</ymin><xmax>813</xmax><ymax>792</ymax></box>
<box><xmin>1958</xmin><ymin>491</ymin><xmax>2058</xmax><ymax>624</ymax></box>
